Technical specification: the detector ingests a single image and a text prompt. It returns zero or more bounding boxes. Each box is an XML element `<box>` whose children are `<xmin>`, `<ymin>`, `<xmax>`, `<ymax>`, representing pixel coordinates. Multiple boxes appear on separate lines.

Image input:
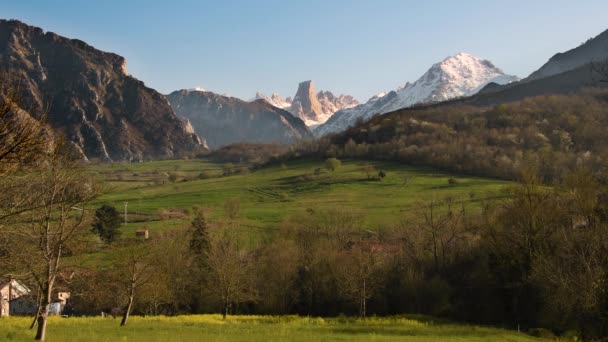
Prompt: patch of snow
<box><xmin>315</xmin><ymin>52</ymin><xmax>519</xmax><ymax>136</ymax></box>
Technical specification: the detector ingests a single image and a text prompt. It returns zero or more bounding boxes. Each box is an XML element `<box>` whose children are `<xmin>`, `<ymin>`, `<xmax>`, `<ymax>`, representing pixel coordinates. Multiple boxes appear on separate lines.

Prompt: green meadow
<box><xmin>1</xmin><ymin>315</ymin><xmax>546</xmax><ymax>342</ymax></box>
<box><xmin>92</xmin><ymin>158</ymin><xmax>510</xmax><ymax>242</ymax></box>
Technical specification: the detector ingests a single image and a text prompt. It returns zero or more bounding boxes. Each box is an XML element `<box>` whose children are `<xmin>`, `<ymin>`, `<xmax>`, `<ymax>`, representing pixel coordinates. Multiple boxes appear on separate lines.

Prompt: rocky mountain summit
<box><xmin>0</xmin><ymin>19</ymin><xmax>202</xmax><ymax>161</ymax></box>
<box><xmin>255</xmin><ymin>80</ymin><xmax>358</xmax><ymax>126</ymax></box>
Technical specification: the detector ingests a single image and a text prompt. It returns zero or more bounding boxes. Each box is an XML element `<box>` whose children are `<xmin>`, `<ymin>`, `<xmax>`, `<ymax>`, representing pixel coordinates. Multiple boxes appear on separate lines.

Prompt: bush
<box><xmin>168</xmin><ymin>172</ymin><xmax>183</xmax><ymax>183</ymax></box>
<box><xmin>198</xmin><ymin>171</ymin><xmax>212</xmax><ymax>179</ymax></box>
<box><xmin>325</xmin><ymin>158</ymin><xmax>341</xmax><ymax>171</ymax></box>
<box><xmin>448</xmin><ymin>178</ymin><xmax>458</xmax><ymax>185</ymax></box>
<box><xmin>528</xmin><ymin>328</ymin><xmax>555</xmax><ymax>339</ymax></box>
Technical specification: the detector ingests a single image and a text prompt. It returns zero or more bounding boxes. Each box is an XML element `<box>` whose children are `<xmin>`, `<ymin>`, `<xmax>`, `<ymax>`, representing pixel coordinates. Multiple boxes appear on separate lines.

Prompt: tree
<box><xmin>2</xmin><ymin>149</ymin><xmax>97</xmax><ymax>340</ymax></box>
<box><xmin>361</xmin><ymin>163</ymin><xmax>376</xmax><ymax>180</ymax></box>
<box><xmin>324</xmin><ymin>158</ymin><xmax>341</xmax><ymax>172</ymax></box>
<box><xmin>190</xmin><ymin>209</ymin><xmax>210</xmax><ymax>256</ymax></box>
<box><xmin>0</xmin><ymin>74</ymin><xmax>49</xmax><ymax>175</ymax></box>
<box><xmin>223</xmin><ymin>198</ymin><xmax>241</xmax><ymax>221</ymax></box>
<box><xmin>335</xmin><ymin>243</ymin><xmax>384</xmax><ymax>317</ymax></box>
<box><xmin>114</xmin><ymin>242</ymin><xmax>157</xmax><ymax>326</ymax></box>
<box><xmin>91</xmin><ymin>204</ymin><xmax>122</xmax><ymax>243</ymax></box>
<box><xmin>205</xmin><ymin>228</ymin><xmax>256</xmax><ymax>319</ymax></box>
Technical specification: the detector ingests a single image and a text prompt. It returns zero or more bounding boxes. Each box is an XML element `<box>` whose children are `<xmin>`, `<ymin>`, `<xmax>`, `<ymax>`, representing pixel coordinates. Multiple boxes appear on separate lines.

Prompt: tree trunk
<box><xmin>30</xmin><ymin>287</ymin><xmax>43</xmax><ymax>329</ymax></box>
<box><xmin>121</xmin><ymin>294</ymin><xmax>134</xmax><ymax>326</ymax></box>
<box><xmin>222</xmin><ymin>300</ymin><xmax>228</xmax><ymax>320</ymax></box>
<box><xmin>362</xmin><ymin>278</ymin><xmax>366</xmax><ymax>318</ymax></box>
<box><xmin>30</xmin><ymin>306</ymin><xmax>41</xmax><ymax>329</ymax></box>
<box><xmin>34</xmin><ymin>286</ymin><xmax>51</xmax><ymax>341</ymax></box>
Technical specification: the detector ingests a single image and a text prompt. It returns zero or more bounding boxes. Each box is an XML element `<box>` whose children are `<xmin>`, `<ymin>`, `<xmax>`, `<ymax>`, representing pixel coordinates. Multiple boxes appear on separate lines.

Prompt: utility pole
<box><xmin>124</xmin><ymin>202</ymin><xmax>128</xmax><ymax>225</ymax></box>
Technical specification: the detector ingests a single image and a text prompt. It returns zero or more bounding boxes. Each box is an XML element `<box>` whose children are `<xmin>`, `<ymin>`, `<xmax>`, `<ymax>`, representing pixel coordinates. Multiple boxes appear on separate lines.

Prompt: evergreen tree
<box><xmin>91</xmin><ymin>204</ymin><xmax>122</xmax><ymax>243</ymax></box>
<box><xmin>190</xmin><ymin>209</ymin><xmax>210</xmax><ymax>260</ymax></box>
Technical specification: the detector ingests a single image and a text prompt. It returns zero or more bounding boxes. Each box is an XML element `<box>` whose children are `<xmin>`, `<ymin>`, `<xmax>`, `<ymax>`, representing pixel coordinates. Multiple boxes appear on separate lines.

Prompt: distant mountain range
<box><xmin>0</xmin><ymin>19</ymin><xmax>201</xmax><ymax>161</ymax></box>
<box><xmin>1</xmin><ymin>18</ymin><xmax>607</xmax><ymax>159</ymax></box>
<box><xmin>167</xmin><ymin>89</ymin><xmax>311</xmax><ymax>149</ymax></box>
<box><xmin>254</xmin><ymin>80</ymin><xmax>358</xmax><ymax>126</ymax></box>
<box><xmin>315</xmin><ymin>53</ymin><xmax>519</xmax><ymax>136</ymax></box>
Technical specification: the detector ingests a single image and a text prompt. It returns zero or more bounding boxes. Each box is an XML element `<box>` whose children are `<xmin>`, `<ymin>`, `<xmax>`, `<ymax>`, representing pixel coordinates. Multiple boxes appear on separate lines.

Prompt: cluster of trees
<box><xmin>52</xmin><ymin>166</ymin><xmax>608</xmax><ymax>340</ymax></box>
<box><xmin>285</xmin><ymin>89</ymin><xmax>608</xmax><ymax>182</ymax></box>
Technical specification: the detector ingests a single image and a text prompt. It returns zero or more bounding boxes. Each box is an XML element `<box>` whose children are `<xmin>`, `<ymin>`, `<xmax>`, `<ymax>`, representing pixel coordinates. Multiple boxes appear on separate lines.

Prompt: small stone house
<box><xmin>135</xmin><ymin>229</ymin><xmax>149</xmax><ymax>239</ymax></box>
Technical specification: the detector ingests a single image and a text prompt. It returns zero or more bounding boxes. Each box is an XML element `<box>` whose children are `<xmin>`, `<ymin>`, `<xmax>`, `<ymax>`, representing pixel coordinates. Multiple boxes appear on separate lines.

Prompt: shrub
<box><xmin>325</xmin><ymin>158</ymin><xmax>341</xmax><ymax>171</ymax></box>
<box><xmin>448</xmin><ymin>178</ymin><xmax>458</xmax><ymax>185</ymax></box>
<box><xmin>198</xmin><ymin>171</ymin><xmax>212</xmax><ymax>179</ymax></box>
<box><xmin>528</xmin><ymin>328</ymin><xmax>555</xmax><ymax>339</ymax></box>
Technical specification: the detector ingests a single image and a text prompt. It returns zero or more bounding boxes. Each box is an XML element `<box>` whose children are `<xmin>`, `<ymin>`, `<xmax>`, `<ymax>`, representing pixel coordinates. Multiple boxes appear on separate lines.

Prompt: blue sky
<box><xmin>3</xmin><ymin>0</ymin><xmax>608</xmax><ymax>101</ymax></box>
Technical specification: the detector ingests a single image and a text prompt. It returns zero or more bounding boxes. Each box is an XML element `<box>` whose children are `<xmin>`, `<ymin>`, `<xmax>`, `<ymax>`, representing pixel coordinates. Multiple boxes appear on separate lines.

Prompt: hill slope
<box><xmin>0</xmin><ymin>19</ymin><xmax>201</xmax><ymax>161</ymax></box>
<box><xmin>167</xmin><ymin>89</ymin><xmax>312</xmax><ymax>149</ymax></box>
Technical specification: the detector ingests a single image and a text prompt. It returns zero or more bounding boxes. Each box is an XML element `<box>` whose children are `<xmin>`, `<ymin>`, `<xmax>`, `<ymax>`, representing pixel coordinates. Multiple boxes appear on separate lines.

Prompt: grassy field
<box><xmin>1</xmin><ymin>315</ymin><xmax>545</xmax><ymax>341</ymax></box>
<box><xmin>91</xmin><ymin>158</ymin><xmax>510</xmax><ymax>243</ymax></box>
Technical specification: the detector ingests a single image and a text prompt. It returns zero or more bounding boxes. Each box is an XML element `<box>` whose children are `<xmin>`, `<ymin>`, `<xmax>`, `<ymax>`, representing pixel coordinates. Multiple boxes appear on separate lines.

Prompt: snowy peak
<box><xmin>188</xmin><ymin>86</ymin><xmax>207</xmax><ymax>92</ymax></box>
<box><xmin>315</xmin><ymin>52</ymin><xmax>518</xmax><ymax>136</ymax></box>
<box><xmin>254</xmin><ymin>92</ymin><xmax>291</xmax><ymax>109</ymax></box>
<box><xmin>396</xmin><ymin>52</ymin><xmax>519</xmax><ymax>105</ymax></box>
<box><xmin>255</xmin><ymin>80</ymin><xmax>358</xmax><ymax>126</ymax></box>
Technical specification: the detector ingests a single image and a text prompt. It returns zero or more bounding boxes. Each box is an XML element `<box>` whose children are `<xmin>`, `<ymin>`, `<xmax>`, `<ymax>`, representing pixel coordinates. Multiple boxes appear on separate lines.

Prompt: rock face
<box><xmin>254</xmin><ymin>92</ymin><xmax>291</xmax><ymax>109</ymax></box>
<box><xmin>290</xmin><ymin>80</ymin><xmax>324</xmax><ymax>125</ymax></box>
<box><xmin>315</xmin><ymin>53</ymin><xmax>518</xmax><ymax>136</ymax></box>
<box><xmin>525</xmin><ymin>28</ymin><xmax>608</xmax><ymax>82</ymax></box>
<box><xmin>255</xmin><ymin>80</ymin><xmax>358</xmax><ymax>126</ymax></box>
<box><xmin>0</xmin><ymin>19</ymin><xmax>202</xmax><ymax>161</ymax></box>
<box><xmin>167</xmin><ymin>89</ymin><xmax>312</xmax><ymax>149</ymax></box>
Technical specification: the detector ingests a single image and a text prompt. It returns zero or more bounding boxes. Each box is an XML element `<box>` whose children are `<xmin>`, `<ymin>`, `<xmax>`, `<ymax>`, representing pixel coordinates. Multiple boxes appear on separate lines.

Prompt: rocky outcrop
<box><xmin>0</xmin><ymin>19</ymin><xmax>202</xmax><ymax>161</ymax></box>
<box><xmin>256</xmin><ymin>80</ymin><xmax>358</xmax><ymax>126</ymax></box>
<box><xmin>167</xmin><ymin>89</ymin><xmax>312</xmax><ymax>149</ymax></box>
<box><xmin>290</xmin><ymin>80</ymin><xmax>323</xmax><ymax>125</ymax></box>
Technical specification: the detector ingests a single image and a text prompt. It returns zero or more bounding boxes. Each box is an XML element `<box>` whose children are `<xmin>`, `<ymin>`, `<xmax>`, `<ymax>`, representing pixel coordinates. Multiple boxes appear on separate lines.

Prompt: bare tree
<box><xmin>335</xmin><ymin>242</ymin><xmax>384</xmax><ymax>317</ymax></box>
<box><xmin>205</xmin><ymin>227</ymin><xmax>256</xmax><ymax>319</ymax></box>
<box><xmin>2</xmin><ymin>149</ymin><xmax>97</xmax><ymax>341</ymax></box>
<box><xmin>113</xmin><ymin>242</ymin><xmax>157</xmax><ymax>326</ymax></box>
<box><xmin>418</xmin><ymin>198</ymin><xmax>468</xmax><ymax>273</ymax></box>
<box><xmin>0</xmin><ymin>74</ymin><xmax>49</xmax><ymax>175</ymax></box>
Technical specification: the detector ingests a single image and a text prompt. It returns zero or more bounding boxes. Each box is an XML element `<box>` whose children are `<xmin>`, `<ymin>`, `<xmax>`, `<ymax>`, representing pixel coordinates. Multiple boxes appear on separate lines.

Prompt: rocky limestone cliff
<box><xmin>0</xmin><ymin>19</ymin><xmax>201</xmax><ymax>161</ymax></box>
<box><xmin>268</xmin><ymin>80</ymin><xmax>358</xmax><ymax>126</ymax></box>
<box><xmin>290</xmin><ymin>80</ymin><xmax>323</xmax><ymax>125</ymax></box>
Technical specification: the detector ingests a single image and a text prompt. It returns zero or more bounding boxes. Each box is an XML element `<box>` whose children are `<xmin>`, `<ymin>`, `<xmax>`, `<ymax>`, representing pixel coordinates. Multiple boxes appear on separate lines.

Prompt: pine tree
<box><xmin>190</xmin><ymin>209</ymin><xmax>210</xmax><ymax>261</ymax></box>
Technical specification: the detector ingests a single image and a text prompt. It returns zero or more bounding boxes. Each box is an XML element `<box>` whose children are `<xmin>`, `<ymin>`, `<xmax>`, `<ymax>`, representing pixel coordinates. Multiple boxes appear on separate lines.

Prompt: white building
<box><xmin>0</xmin><ymin>278</ymin><xmax>32</xmax><ymax>317</ymax></box>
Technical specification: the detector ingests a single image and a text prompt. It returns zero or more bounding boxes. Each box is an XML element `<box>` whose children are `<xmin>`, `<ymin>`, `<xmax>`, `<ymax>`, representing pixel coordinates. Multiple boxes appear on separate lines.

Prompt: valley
<box><xmin>92</xmin><ymin>158</ymin><xmax>508</xmax><ymax>243</ymax></box>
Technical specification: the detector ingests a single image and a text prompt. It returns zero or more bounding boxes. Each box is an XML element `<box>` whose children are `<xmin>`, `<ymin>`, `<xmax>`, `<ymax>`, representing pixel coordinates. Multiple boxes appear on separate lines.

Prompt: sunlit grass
<box><xmin>0</xmin><ymin>315</ymin><xmax>545</xmax><ymax>341</ymax></box>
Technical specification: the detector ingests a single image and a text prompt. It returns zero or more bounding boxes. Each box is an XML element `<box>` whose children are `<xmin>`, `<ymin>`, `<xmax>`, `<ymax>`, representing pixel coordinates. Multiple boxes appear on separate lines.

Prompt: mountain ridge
<box><xmin>315</xmin><ymin>52</ymin><xmax>518</xmax><ymax>136</ymax></box>
<box><xmin>167</xmin><ymin>89</ymin><xmax>312</xmax><ymax>149</ymax></box>
<box><xmin>0</xmin><ymin>19</ymin><xmax>202</xmax><ymax>161</ymax></box>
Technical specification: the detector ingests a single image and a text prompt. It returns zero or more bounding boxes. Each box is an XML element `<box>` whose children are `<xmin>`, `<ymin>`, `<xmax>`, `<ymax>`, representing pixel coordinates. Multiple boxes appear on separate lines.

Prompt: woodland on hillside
<box><xmin>286</xmin><ymin>88</ymin><xmax>608</xmax><ymax>182</ymax></box>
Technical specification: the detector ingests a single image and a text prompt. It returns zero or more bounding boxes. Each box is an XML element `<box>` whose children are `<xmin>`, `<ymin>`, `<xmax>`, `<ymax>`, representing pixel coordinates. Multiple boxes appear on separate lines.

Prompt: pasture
<box><xmin>1</xmin><ymin>315</ymin><xmax>546</xmax><ymax>341</ymax></box>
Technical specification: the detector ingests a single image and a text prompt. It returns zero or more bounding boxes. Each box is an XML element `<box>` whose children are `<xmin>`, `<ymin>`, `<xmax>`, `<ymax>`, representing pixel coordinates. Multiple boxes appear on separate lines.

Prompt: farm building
<box><xmin>135</xmin><ymin>229</ymin><xmax>149</xmax><ymax>239</ymax></box>
<box><xmin>0</xmin><ymin>278</ymin><xmax>33</xmax><ymax>317</ymax></box>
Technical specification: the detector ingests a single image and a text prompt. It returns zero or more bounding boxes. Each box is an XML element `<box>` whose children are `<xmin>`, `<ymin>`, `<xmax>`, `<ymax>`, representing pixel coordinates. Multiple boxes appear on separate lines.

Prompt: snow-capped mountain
<box><xmin>315</xmin><ymin>52</ymin><xmax>518</xmax><ymax>136</ymax></box>
<box><xmin>254</xmin><ymin>92</ymin><xmax>292</xmax><ymax>109</ymax></box>
<box><xmin>254</xmin><ymin>80</ymin><xmax>358</xmax><ymax>127</ymax></box>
